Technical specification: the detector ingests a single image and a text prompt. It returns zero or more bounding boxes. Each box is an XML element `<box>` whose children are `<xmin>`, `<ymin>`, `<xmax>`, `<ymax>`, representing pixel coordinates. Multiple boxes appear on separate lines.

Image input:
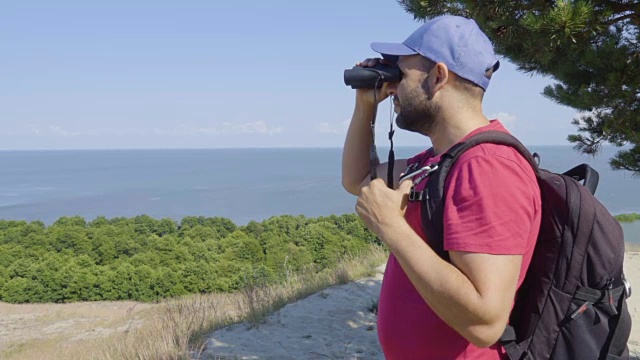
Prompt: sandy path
<box><xmin>203</xmin><ymin>254</ymin><xmax>640</xmax><ymax>360</ymax></box>
<box><xmin>202</xmin><ymin>266</ymin><xmax>386</xmax><ymax>360</ymax></box>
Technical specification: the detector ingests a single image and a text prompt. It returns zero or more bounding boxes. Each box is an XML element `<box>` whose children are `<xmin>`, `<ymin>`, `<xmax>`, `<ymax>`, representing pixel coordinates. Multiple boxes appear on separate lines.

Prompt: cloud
<box><xmin>491</xmin><ymin>111</ymin><xmax>518</xmax><ymax>124</ymax></box>
<box><xmin>28</xmin><ymin>124</ymin><xmax>42</xmax><ymax>135</ymax></box>
<box><xmin>490</xmin><ymin>111</ymin><xmax>519</xmax><ymax>132</ymax></box>
<box><xmin>21</xmin><ymin>124</ymin><xmax>147</xmax><ymax>137</ymax></box>
<box><xmin>22</xmin><ymin>124</ymin><xmax>86</xmax><ymax>137</ymax></box>
<box><xmin>48</xmin><ymin>126</ymin><xmax>83</xmax><ymax>137</ymax></box>
<box><xmin>156</xmin><ymin>121</ymin><xmax>284</xmax><ymax>136</ymax></box>
<box><xmin>16</xmin><ymin>121</ymin><xmax>284</xmax><ymax>138</ymax></box>
<box><xmin>316</xmin><ymin>120</ymin><xmax>349</xmax><ymax>135</ymax></box>
<box><xmin>230</xmin><ymin>120</ymin><xmax>283</xmax><ymax>135</ymax></box>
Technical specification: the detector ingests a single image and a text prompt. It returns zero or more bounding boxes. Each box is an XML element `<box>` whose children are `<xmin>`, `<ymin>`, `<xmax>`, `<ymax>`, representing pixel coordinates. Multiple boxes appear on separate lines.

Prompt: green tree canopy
<box><xmin>398</xmin><ymin>0</ymin><xmax>640</xmax><ymax>175</ymax></box>
<box><xmin>0</xmin><ymin>213</ymin><xmax>378</xmax><ymax>303</ymax></box>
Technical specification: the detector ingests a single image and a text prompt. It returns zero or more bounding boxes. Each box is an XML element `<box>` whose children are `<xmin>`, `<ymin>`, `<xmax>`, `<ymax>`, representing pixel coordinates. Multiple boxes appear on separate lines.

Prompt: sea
<box><xmin>0</xmin><ymin>146</ymin><xmax>638</xmax><ymax>242</ymax></box>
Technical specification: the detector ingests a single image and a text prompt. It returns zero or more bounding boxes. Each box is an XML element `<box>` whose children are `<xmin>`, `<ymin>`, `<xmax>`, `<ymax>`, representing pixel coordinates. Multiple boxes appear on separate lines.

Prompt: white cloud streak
<box><xmin>316</xmin><ymin>120</ymin><xmax>349</xmax><ymax>135</ymax></box>
<box><xmin>157</xmin><ymin>121</ymin><xmax>284</xmax><ymax>136</ymax></box>
<box><xmin>48</xmin><ymin>126</ymin><xmax>83</xmax><ymax>137</ymax></box>
<box><xmin>491</xmin><ymin>111</ymin><xmax>518</xmax><ymax>124</ymax></box>
<box><xmin>13</xmin><ymin>121</ymin><xmax>284</xmax><ymax>137</ymax></box>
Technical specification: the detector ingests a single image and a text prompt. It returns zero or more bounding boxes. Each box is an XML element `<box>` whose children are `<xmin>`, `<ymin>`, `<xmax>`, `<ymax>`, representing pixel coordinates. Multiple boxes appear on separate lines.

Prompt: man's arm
<box><xmin>378</xmin><ymin>219</ymin><xmax>521</xmax><ymax>348</ymax></box>
<box><xmin>355</xmin><ymin>153</ymin><xmax>537</xmax><ymax>348</ymax></box>
<box><xmin>341</xmin><ymin>84</ymin><xmax>407</xmax><ymax>196</ymax></box>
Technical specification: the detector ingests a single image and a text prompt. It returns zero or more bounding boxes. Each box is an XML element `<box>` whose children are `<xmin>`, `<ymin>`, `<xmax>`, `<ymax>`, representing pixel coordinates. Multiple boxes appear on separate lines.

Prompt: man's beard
<box><xmin>394</xmin><ymin>87</ymin><xmax>440</xmax><ymax>136</ymax></box>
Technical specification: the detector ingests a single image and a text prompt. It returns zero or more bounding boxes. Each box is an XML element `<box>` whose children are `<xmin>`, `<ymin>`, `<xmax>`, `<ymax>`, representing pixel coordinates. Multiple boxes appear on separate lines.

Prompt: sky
<box><xmin>0</xmin><ymin>0</ymin><xmax>580</xmax><ymax>150</ymax></box>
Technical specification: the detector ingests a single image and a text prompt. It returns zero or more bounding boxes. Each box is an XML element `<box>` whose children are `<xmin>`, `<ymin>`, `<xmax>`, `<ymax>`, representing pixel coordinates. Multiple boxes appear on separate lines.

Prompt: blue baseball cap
<box><xmin>371</xmin><ymin>15</ymin><xmax>500</xmax><ymax>91</ymax></box>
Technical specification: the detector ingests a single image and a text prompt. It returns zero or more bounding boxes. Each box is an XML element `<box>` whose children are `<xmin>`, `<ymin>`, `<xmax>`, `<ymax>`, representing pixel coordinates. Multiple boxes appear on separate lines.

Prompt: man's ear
<box><xmin>421</xmin><ymin>62</ymin><xmax>449</xmax><ymax>100</ymax></box>
<box><xmin>432</xmin><ymin>62</ymin><xmax>449</xmax><ymax>93</ymax></box>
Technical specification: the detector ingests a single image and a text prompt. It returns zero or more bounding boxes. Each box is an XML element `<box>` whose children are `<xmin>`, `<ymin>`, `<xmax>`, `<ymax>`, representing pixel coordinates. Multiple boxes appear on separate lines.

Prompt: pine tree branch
<box><xmin>604</xmin><ymin>0</ymin><xmax>640</xmax><ymax>15</ymax></box>
<box><xmin>397</xmin><ymin>0</ymin><xmax>640</xmax><ymax>176</ymax></box>
<box><xmin>604</xmin><ymin>0</ymin><xmax>640</xmax><ymax>25</ymax></box>
<box><xmin>604</xmin><ymin>12</ymin><xmax>639</xmax><ymax>26</ymax></box>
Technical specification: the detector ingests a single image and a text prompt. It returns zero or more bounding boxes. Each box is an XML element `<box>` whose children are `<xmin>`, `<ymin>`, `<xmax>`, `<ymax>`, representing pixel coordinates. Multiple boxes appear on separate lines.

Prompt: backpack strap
<box><xmin>499</xmin><ymin>325</ymin><xmax>526</xmax><ymax>360</ymax></box>
<box><xmin>606</xmin><ymin>297</ymin><xmax>632</xmax><ymax>359</ymax></box>
<box><xmin>563</xmin><ymin>163</ymin><xmax>599</xmax><ymax>195</ymax></box>
<box><xmin>569</xmin><ymin>287</ymin><xmax>633</xmax><ymax>359</ymax></box>
<box><xmin>421</xmin><ymin>130</ymin><xmax>539</xmax><ymax>261</ymax></box>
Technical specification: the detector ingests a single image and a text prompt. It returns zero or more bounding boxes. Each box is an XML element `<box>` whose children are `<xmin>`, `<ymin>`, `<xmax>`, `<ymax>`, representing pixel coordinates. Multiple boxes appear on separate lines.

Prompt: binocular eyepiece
<box><xmin>343</xmin><ymin>63</ymin><xmax>402</xmax><ymax>89</ymax></box>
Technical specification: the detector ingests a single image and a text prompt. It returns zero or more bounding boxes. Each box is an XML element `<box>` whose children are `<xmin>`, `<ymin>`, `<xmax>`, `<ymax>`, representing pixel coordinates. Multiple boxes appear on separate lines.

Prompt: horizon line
<box><xmin>0</xmin><ymin>144</ymin><xmax>596</xmax><ymax>152</ymax></box>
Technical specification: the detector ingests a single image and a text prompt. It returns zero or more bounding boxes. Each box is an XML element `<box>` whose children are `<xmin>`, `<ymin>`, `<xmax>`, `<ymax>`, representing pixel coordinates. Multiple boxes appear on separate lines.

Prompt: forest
<box><xmin>0</xmin><ymin>214</ymin><xmax>378</xmax><ymax>303</ymax></box>
<box><xmin>2</xmin><ymin>212</ymin><xmax>636</xmax><ymax>304</ymax></box>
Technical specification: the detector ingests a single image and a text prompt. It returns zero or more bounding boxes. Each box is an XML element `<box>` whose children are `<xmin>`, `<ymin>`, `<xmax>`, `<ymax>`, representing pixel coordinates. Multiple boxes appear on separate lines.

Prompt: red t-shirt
<box><xmin>377</xmin><ymin>120</ymin><xmax>542</xmax><ymax>359</ymax></box>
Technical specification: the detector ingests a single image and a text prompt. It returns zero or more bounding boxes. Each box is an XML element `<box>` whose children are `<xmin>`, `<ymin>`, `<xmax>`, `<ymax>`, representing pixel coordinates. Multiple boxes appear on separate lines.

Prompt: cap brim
<box><xmin>370</xmin><ymin>42</ymin><xmax>417</xmax><ymax>56</ymax></box>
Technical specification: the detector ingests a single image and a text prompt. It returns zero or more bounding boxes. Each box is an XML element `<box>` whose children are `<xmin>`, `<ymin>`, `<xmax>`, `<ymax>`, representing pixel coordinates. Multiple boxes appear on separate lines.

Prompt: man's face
<box><xmin>391</xmin><ymin>55</ymin><xmax>441</xmax><ymax>136</ymax></box>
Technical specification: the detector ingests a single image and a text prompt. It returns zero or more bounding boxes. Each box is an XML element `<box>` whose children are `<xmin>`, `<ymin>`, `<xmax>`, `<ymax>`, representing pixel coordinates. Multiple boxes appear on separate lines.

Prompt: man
<box><xmin>341</xmin><ymin>15</ymin><xmax>542</xmax><ymax>359</ymax></box>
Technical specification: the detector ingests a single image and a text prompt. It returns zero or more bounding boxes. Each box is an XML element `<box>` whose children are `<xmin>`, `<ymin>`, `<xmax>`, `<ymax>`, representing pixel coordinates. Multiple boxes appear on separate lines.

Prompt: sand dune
<box><xmin>203</xmin><ymin>254</ymin><xmax>640</xmax><ymax>360</ymax></box>
<box><xmin>202</xmin><ymin>265</ymin><xmax>385</xmax><ymax>360</ymax></box>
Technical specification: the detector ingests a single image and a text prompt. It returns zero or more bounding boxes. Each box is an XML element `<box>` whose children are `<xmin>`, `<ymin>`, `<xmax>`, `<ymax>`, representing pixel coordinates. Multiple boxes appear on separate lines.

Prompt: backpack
<box><xmin>418</xmin><ymin>130</ymin><xmax>632</xmax><ymax>360</ymax></box>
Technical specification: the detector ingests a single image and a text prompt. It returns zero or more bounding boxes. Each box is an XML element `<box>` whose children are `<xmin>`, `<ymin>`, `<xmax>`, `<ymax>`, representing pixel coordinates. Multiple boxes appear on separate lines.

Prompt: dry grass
<box><xmin>0</xmin><ymin>244</ymin><xmax>389</xmax><ymax>360</ymax></box>
<box><xmin>98</xmin><ymin>294</ymin><xmax>236</xmax><ymax>360</ymax></box>
<box><xmin>0</xmin><ymin>301</ymin><xmax>154</xmax><ymax>360</ymax></box>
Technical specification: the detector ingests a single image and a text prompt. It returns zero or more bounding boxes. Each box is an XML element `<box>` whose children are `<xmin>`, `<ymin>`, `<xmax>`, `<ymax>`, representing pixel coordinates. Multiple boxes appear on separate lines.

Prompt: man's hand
<box><xmin>354</xmin><ymin>58</ymin><xmax>393</xmax><ymax>107</ymax></box>
<box><xmin>355</xmin><ymin>178</ymin><xmax>413</xmax><ymax>240</ymax></box>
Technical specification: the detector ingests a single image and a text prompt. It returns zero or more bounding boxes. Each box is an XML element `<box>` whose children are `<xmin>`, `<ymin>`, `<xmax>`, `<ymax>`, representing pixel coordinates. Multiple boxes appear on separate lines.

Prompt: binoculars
<box><xmin>343</xmin><ymin>63</ymin><xmax>402</xmax><ymax>89</ymax></box>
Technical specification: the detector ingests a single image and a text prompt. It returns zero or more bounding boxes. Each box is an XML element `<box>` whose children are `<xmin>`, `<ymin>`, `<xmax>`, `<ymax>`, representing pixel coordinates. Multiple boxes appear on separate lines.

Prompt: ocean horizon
<box><xmin>0</xmin><ymin>145</ymin><xmax>638</xmax><ymax>242</ymax></box>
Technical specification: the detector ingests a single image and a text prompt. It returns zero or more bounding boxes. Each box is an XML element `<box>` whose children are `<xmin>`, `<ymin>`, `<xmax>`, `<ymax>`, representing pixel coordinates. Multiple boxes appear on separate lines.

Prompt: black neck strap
<box><xmin>369</xmin><ymin>77</ymin><xmax>395</xmax><ymax>190</ymax></box>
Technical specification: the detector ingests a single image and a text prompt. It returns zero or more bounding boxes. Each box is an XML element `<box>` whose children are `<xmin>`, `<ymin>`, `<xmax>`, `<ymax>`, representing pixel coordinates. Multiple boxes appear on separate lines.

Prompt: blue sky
<box><xmin>0</xmin><ymin>0</ymin><xmax>579</xmax><ymax>150</ymax></box>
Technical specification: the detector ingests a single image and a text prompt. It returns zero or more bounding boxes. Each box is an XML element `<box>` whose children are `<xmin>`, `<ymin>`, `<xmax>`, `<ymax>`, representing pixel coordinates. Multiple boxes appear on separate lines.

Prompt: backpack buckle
<box><xmin>408</xmin><ymin>187</ymin><xmax>424</xmax><ymax>202</ymax></box>
<box><xmin>399</xmin><ymin>164</ymin><xmax>439</xmax><ymax>183</ymax></box>
<box><xmin>623</xmin><ymin>274</ymin><xmax>632</xmax><ymax>299</ymax></box>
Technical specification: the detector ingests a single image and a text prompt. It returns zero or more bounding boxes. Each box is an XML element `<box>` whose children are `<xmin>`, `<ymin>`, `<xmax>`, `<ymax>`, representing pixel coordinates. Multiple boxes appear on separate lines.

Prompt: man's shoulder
<box><xmin>448</xmin><ymin>121</ymin><xmax>529</xmax><ymax>167</ymax></box>
<box><xmin>457</xmin><ymin>141</ymin><xmax>528</xmax><ymax>161</ymax></box>
<box><xmin>454</xmin><ymin>140</ymin><xmax>536</xmax><ymax>179</ymax></box>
